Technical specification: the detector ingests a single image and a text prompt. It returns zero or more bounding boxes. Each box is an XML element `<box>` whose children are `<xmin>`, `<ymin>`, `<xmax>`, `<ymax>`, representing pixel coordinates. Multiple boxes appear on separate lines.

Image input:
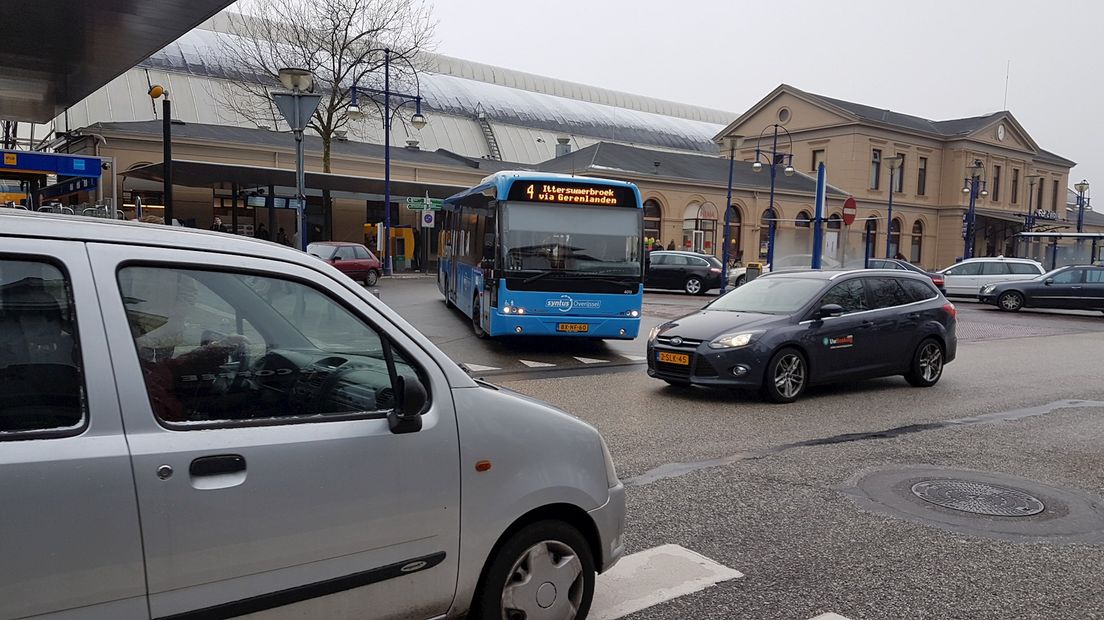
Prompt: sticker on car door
<box><xmin>823</xmin><ymin>335</ymin><xmax>854</xmax><ymax>349</ymax></box>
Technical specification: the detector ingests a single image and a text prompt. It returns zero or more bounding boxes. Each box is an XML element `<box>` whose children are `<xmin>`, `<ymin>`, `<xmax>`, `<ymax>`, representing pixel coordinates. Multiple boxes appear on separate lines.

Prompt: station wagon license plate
<box><xmin>557</xmin><ymin>323</ymin><xmax>589</xmax><ymax>333</ymax></box>
<box><xmin>657</xmin><ymin>351</ymin><xmax>690</xmax><ymax>365</ymax></box>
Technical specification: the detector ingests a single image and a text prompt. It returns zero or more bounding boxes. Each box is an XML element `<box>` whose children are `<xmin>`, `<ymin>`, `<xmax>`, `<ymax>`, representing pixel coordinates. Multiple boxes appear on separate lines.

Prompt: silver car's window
<box><xmin>0</xmin><ymin>258</ymin><xmax>85</xmax><ymax>437</ymax></box>
<box><xmin>981</xmin><ymin>262</ymin><xmax>1009</xmax><ymax>275</ymax></box>
<box><xmin>118</xmin><ymin>266</ymin><xmax>420</xmax><ymax>428</ymax></box>
<box><xmin>1009</xmin><ymin>262</ymin><xmax>1041</xmax><ymax>275</ymax></box>
<box><xmin>945</xmin><ymin>263</ymin><xmax>981</xmax><ymax>276</ymax></box>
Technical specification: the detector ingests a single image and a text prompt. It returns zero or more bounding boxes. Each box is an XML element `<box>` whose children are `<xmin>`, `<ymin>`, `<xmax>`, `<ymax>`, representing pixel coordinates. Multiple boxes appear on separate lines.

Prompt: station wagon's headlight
<box><xmin>648</xmin><ymin>326</ymin><xmax>661</xmax><ymax>341</ymax></box>
<box><xmin>709</xmin><ymin>332</ymin><xmax>756</xmax><ymax>349</ymax></box>
<box><xmin>981</xmin><ymin>284</ymin><xmax>996</xmax><ymax>294</ymax></box>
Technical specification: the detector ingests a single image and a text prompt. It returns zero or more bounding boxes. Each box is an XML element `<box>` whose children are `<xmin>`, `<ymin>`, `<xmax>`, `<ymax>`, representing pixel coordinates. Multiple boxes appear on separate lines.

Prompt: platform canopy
<box><xmin>0</xmin><ymin>0</ymin><xmax>235</xmax><ymax>122</ymax></box>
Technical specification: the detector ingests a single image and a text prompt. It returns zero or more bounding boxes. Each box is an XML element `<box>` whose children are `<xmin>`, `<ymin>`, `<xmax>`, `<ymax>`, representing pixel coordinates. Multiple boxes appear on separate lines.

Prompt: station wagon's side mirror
<box><xmin>815</xmin><ymin>304</ymin><xmax>845</xmax><ymax>320</ymax></box>
<box><xmin>1045</xmin><ymin>278</ymin><xmax>1054</xmax><ymax>285</ymax></box>
<box><xmin>388</xmin><ymin>375</ymin><xmax>426</xmax><ymax>435</ymax></box>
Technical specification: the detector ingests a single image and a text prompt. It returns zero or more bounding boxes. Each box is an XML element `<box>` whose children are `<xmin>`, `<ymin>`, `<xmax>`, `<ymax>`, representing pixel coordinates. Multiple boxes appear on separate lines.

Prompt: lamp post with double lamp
<box><xmin>147</xmin><ymin>84</ymin><xmax>172</xmax><ymax>224</ymax></box>
<box><xmin>1025</xmin><ymin>174</ymin><xmax>1042</xmax><ymax>231</ymax></box>
<box><xmin>883</xmin><ymin>154</ymin><xmax>904</xmax><ymax>258</ymax></box>
<box><xmin>718</xmin><ymin>134</ymin><xmax>744</xmax><ymax>293</ymax></box>
<box><xmin>1075</xmin><ymin>179</ymin><xmax>1090</xmax><ymax>233</ymax></box>
<box><xmin>962</xmin><ymin>159</ymin><xmax>989</xmax><ymax>260</ymax></box>
<box><xmin>347</xmin><ymin>49</ymin><xmax>428</xmax><ymax>276</ymax></box>
<box><xmin>271</xmin><ymin>68</ymin><xmax>322</xmax><ymax>252</ymax></box>
<box><xmin>750</xmin><ymin>124</ymin><xmax>795</xmax><ymax>268</ymax></box>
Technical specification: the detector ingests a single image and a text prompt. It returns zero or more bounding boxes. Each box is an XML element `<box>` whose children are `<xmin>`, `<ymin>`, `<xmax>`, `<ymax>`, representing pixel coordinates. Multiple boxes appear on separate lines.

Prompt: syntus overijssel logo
<box><xmin>545</xmin><ymin>295</ymin><xmax>602</xmax><ymax>313</ymax></box>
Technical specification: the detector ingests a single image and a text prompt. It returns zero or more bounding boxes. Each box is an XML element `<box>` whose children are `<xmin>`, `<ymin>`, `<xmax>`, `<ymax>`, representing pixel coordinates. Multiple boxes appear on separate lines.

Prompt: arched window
<box><xmin>910</xmin><ymin>220</ymin><xmax>924</xmax><ymax>263</ymax></box>
<box><xmin>827</xmin><ymin>214</ymin><xmax>842</xmax><ymax>230</ymax></box>
<box><xmin>643</xmin><ymin>199</ymin><xmax>662</xmax><ymax>244</ymax></box>
<box><xmin>759</xmin><ymin>208</ymin><xmax>776</xmax><ymax>260</ymax></box>
<box><xmin>725</xmin><ymin>205</ymin><xmax>743</xmax><ymax>263</ymax></box>
<box><xmin>795</xmin><ymin>211</ymin><xmax>812</xmax><ymax>228</ymax></box>
<box><xmin>682</xmin><ymin>202</ymin><xmax>717</xmax><ymax>253</ymax></box>
<box><xmin>864</xmin><ymin>217</ymin><xmax>878</xmax><ymax>259</ymax></box>
<box><xmin>888</xmin><ymin>218</ymin><xmax>903</xmax><ymax>259</ymax></box>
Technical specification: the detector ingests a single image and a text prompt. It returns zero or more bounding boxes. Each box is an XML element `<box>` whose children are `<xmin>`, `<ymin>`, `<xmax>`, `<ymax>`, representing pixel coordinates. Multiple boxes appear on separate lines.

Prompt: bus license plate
<box><xmin>557</xmin><ymin>323</ymin><xmax>589</xmax><ymax>333</ymax></box>
<box><xmin>657</xmin><ymin>351</ymin><xmax>690</xmax><ymax>365</ymax></box>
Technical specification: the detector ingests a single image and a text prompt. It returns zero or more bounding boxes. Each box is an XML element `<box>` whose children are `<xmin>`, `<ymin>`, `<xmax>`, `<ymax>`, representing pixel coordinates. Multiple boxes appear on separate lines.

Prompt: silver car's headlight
<box><xmin>599</xmin><ymin>436</ymin><xmax>619</xmax><ymax>488</ymax></box>
<box><xmin>708</xmin><ymin>332</ymin><xmax>756</xmax><ymax>349</ymax></box>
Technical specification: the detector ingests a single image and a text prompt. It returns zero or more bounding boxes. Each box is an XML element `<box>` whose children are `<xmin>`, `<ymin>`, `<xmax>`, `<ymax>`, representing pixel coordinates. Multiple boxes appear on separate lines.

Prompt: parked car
<box><xmin>647</xmin><ymin>269</ymin><xmax>957</xmax><ymax>402</ymax></box>
<box><xmin>308</xmin><ymin>241</ymin><xmax>382</xmax><ymax>286</ymax></box>
<box><xmin>729</xmin><ymin>255</ymin><xmax>842</xmax><ymax>287</ymax></box>
<box><xmin>938</xmin><ymin>256</ymin><xmax>1044</xmax><ymax>296</ymax></box>
<box><xmin>979</xmin><ymin>265</ymin><xmax>1104</xmax><ymax>312</ymax></box>
<box><xmin>645</xmin><ymin>250</ymin><xmax>724</xmax><ymax>295</ymax></box>
<box><xmin>0</xmin><ymin>210</ymin><xmax>624</xmax><ymax>620</ymax></box>
<box><xmin>865</xmin><ymin>258</ymin><xmax>946</xmax><ymax>294</ymax></box>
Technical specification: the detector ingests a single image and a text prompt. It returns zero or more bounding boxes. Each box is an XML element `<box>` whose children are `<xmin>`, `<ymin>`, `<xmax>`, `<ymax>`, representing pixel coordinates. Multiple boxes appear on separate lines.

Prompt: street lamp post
<box><xmin>962</xmin><ymin>159</ymin><xmax>989</xmax><ymax>260</ymax></box>
<box><xmin>1075</xmin><ymin>179</ymin><xmax>1090</xmax><ymax>233</ymax></box>
<box><xmin>1025</xmin><ymin>174</ymin><xmax>1041</xmax><ymax>231</ymax></box>
<box><xmin>719</xmin><ymin>134</ymin><xmax>743</xmax><ymax>293</ymax></box>
<box><xmin>348</xmin><ymin>49</ymin><xmax>427</xmax><ymax>276</ymax></box>
<box><xmin>147</xmin><ymin>84</ymin><xmax>172</xmax><ymax>224</ymax></box>
<box><xmin>750</xmin><ymin>124</ymin><xmax>795</xmax><ymax>268</ymax></box>
<box><xmin>883</xmin><ymin>155</ymin><xmax>904</xmax><ymax>258</ymax></box>
<box><xmin>272</xmin><ymin>68</ymin><xmax>322</xmax><ymax>252</ymax></box>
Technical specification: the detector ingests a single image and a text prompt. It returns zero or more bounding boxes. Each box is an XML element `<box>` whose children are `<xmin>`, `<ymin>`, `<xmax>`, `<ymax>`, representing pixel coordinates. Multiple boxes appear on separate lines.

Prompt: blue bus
<box><xmin>439</xmin><ymin>171</ymin><xmax>644</xmax><ymax>339</ymax></box>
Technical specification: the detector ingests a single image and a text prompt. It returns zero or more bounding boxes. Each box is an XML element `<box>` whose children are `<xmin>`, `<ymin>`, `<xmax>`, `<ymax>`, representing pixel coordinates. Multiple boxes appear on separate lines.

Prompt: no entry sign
<box><xmin>842</xmin><ymin>197</ymin><xmax>857</xmax><ymax>226</ymax></box>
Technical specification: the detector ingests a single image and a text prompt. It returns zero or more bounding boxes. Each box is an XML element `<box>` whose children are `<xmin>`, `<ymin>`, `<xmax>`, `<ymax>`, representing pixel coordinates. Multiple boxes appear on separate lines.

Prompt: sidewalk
<box><xmin>385</xmin><ymin>272</ymin><xmax>436</xmax><ymax>279</ymax></box>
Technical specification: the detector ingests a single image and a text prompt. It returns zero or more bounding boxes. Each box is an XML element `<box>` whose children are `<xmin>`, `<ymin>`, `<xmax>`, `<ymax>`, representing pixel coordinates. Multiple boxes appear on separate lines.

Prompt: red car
<box><xmin>307</xmin><ymin>242</ymin><xmax>382</xmax><ymax>286</ymax></box>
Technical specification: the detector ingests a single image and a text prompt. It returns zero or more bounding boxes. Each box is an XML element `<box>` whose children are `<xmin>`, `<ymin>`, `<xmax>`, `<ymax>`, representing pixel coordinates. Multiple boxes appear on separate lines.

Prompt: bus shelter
<box><xmin>1014</xmin><ymin>232</ymin><xmax>1104</xmax><ymax>270</ymax></box>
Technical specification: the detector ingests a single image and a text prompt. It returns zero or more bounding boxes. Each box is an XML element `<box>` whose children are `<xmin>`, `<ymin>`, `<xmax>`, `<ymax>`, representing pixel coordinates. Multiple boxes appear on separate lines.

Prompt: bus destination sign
<box><xmin>507</xmin><ymin>180</ymin><xmax>635</xmax><ymax>207</ymax></box>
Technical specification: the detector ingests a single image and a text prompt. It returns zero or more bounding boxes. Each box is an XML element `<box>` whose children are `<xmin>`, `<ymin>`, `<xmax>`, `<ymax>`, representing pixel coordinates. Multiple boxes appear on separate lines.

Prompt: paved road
<box><xmin>378</xmin><ymin>277</ymin><xmax>1104</xmax><ymax>619</ymax></box>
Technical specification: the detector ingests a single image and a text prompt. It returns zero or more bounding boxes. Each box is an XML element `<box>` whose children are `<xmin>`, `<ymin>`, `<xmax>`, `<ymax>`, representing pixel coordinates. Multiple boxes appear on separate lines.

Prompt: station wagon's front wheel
<box><xmin>472</xmin><ymin>520</ymin><xmax>595</xmax><ymax>620</ymax></box>
<box><xmin>762</xmin><ymin>348</ymin><xmax>806</xmax><ymax>403</ymax></box>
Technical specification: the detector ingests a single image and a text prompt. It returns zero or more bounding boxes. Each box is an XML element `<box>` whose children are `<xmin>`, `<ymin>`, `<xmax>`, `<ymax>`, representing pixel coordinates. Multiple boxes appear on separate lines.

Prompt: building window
<box><xmin>917</xmin><ymin>157</ymin><xmax>927</xmax><ymax>196</ymax></box>
<box><xmin>1011</xmin><ymin>169</ymin><xmax>1020</xmax><ymax>204</ymax></box>
<box><xmin>643</xmin><ymin>199</ymin><xmax>662</xmax><ymax>243</ymax></box>
<box><xmin>888</xmin><ymin>218</ymin><xmax>903</xmax><ymax>258</ymax></box>
<box><xmin>795</xmin><ymin>211</ymin><xmax>812</xmax><ymax>227</ymax></box>
<box><xmin>864</xmin><ymin>217</ymin><xmax>878</xmax><ymax>257</ymax></box>
<box><xmin>811</xmin><ymin>149</ymin><xmax>826</xmax><ymax>171</ymax></box>
<box><xmin>759</xmin><ymin>208</ymin><xmax>776</xmax><ymax>260</ymax></box>
<box><xmin>1052</xmin><ymin>180</ymin><xmax>1060</xmax><ymax>213</ymax></box>
<box><xmin>992</xmin><ymin>165</ymin><xmax>1001</xmax><ymax>202</ymax></box>
<box><xmin>910</xmin><ymin>221</ymin><xmax>923</xmax><ymax>263</ymax></box>
<box><xmin>1037</xmin><ymin>176</ymin><xmax>1045</xmax><ymax>210</ymax></box>
<box><xmin>725</xmin><ymin>205</ymin><xmax>742</xmax><ymax>262</ymax></box>
<box><xmin>870</xmin><ymin>149</ymin><xmax>882</xmax><ymax>189</ymax></box>
<box><xmin>893</xmin><ymin>154</ymin><xmax>906</xmax><ymax>193</ymax></box>
<box><xmin>827</xmin><ymin>214</ymin><xmax>842</xmax><ymax>230</ymax></box>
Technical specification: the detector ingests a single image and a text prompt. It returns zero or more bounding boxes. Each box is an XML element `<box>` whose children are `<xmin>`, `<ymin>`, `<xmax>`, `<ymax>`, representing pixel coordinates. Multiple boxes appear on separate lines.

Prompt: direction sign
<box><xmin>405</xmin><ymin>197</ymin><xmax>443</xmax><ymax>211</ymax></box>
<box><xmin>841</xmin><ymin>197</ymin><xmax>858</xmax><ymax>226</ymax></box>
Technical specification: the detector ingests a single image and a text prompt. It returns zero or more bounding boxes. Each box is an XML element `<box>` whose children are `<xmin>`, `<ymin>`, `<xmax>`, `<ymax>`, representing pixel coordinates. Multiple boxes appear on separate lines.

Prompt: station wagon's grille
<box><xmin>655</xmin><ymin>336</ymin><xmax>703</xmax><ymax>349</ymax></box>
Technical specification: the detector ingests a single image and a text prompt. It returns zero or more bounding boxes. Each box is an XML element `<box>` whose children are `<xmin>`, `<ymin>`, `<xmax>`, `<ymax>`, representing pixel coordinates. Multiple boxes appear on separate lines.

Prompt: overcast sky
<box><xmin>432</xmin><ymin>0</ymin><xmax>1099</xmax><ymax>196</ymax></box>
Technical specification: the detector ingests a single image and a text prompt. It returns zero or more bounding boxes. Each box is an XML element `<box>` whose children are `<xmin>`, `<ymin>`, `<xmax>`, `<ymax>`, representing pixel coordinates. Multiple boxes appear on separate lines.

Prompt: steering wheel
<box><xmin>226</xmin><ymin>341</ymin><xmax>253</xmax><ymax>394</ymax></box>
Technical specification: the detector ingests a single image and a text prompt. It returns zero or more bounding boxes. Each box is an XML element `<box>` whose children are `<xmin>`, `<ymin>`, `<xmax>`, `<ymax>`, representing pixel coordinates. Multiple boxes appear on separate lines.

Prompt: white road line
<box><xmin>462</xmin><ymin>363</ymin><xmax>500</xmax><ymax>373</ymax></box>
<box><xmin>810</xmin><ymin>614</ymin><xmax>853</xmax><ymax>620</ymax></box>
<box><xmin>590</xmin><ymin>544</ymin><xmax>743</xmax><ymax>620</ymax></box>
<box><xmin>621</xmin><ymin>354</ymin><xmax>647</xmax><ymax>362</ymax></box>
<box><xmin>519</xmin><ymin>359</ymin><xmax>556</xmax><ymax>368</ymax></box>
<box><xmin>574</xmin><ymin>356</ymin><xmax>608</xmax><ymax>364</ymax></box>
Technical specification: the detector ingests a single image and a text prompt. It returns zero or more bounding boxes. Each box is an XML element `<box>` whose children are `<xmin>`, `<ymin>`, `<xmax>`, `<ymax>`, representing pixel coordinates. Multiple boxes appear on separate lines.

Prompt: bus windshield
<box><xmin>500</xmin><ymin>203</ymin><xmax>642</xmax><ymax>277</ymax></box>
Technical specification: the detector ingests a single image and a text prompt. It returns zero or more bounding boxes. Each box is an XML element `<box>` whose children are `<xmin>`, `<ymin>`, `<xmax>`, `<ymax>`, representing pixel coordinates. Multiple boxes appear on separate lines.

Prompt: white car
<box><xmin>938</xmin><ymin>256</ymin><xmax>1045</xmax><ymax>296</ymax></box>
<box><xmin>730</xmin><ymin>254</ymin><xmax>842</xmax><ymax>286</ymax></box>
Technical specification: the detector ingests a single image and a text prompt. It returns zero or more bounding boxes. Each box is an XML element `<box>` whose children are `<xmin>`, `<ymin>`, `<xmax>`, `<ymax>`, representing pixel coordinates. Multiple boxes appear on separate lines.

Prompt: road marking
<box><xmin>519</xmin><ymin>359</ymin><xmax>556</xmax><ymax>368</ymax></box>
<box><xmin>621</xmin><ymin>354</ymin><xmax>647</xmax><ymax>362</ymax></box>
<box><xmin>810</xmin><ymin>614</ymin><xmax>852</xmax><ymax>620</ymax></box>
<box><xmin>574</xmin><ymin>356</ymin><xmax>608</xmax><ymax>364</ymax></box>
<box><xmin>462</xmin><ymin>363</ymin><xmax>499</xmax><ymax>373</ymax></box>
<box><xmin>590</xmin><ymin>544</ymin><xmax>743</xmax><ymax>620</ymax></box>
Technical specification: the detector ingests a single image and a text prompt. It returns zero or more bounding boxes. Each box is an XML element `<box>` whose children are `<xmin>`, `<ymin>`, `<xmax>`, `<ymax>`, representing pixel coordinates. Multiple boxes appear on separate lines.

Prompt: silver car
<box><xmin>0</xmin><ymin>210</ymin><xmax>624</xmax><ymax>620</ymax></box>
<box><xmin>938</xmin><ymin>256</ymin><xmax>1045</xmax><ymax>296</ymax></box>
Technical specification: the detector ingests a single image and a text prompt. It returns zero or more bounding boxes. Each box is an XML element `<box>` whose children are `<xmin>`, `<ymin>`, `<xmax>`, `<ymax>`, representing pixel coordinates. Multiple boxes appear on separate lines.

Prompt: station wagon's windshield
<box><xmin>709</xmin><ymin>277</ymin><xmax>824</xmax><ymax>314</ymax></box>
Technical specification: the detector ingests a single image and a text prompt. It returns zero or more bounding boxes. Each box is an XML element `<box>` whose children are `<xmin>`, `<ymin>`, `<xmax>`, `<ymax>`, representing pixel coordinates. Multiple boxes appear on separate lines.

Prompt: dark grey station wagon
<box><xmin>647</xmin><ymin>270</ymin><xmax>958</xmax><ymax>402</ymax></box>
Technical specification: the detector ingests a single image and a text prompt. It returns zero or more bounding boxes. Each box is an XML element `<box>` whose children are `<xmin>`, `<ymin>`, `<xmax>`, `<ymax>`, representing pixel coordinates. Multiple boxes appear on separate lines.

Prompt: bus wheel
<box><xmin>472</xmin><ymin>295</ymin><xmax>487</xmax><ymax>339</ymax></box>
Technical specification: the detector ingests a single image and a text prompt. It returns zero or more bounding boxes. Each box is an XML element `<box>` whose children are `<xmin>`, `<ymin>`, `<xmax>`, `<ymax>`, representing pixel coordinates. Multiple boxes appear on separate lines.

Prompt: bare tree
<box><xmin>216</xmin><ymin>0</ymin><xmax>436</xmax><ymax>173</ymax></box>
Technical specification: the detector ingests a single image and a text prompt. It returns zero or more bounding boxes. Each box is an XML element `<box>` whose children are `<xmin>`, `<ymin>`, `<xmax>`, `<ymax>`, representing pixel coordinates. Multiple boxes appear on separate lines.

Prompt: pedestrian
<box><xmin>276</xmin><ymin>227</ymin><xmax>290</xmax><ymax>246</ymax></box>
<box><xmin>894</xmin><ymin>252</ymin><xmax>907</xmax><ymax>261</ymax></box>
<box><xmin>210</xmin><ymin>216</ymin><xmax>224</xmax><ymax>232</ymax></box>
<box><xmin>255</xmin><ymin>222</ymin><xmax>270</xmax><ymax>241</ymax></box>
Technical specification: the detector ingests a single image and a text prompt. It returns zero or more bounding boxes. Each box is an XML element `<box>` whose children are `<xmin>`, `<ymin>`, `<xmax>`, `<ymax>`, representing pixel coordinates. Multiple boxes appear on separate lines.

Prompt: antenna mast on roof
<box><xmin>1003</xmin><ymin>60</ymin><xmax>1011</xmax><ymax>110</ymax></box>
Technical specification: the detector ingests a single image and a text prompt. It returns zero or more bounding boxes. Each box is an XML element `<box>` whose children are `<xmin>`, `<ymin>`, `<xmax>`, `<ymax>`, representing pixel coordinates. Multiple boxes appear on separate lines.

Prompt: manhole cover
<box><xmin>910</xmin><ymin>479</ymin><xmax>1045</xmax><ymax>517</ymax></box>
